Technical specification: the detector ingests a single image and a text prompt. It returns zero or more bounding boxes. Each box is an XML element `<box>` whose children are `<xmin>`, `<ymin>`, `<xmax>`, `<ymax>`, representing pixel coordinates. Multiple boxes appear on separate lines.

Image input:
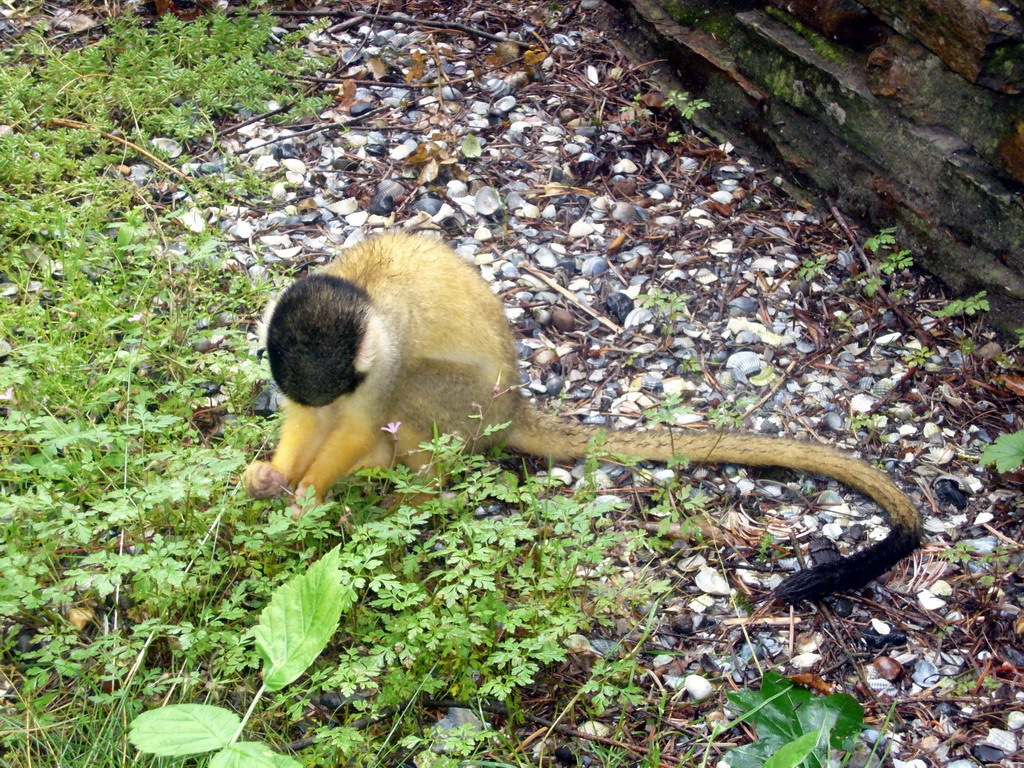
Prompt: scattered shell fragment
<box><xmin>725</xmin><ymin>350</ymin><xmax>762</xmax><ymax>377</ymax></box>
<box><xmin>178</xmin><ymin>209</ymin><xmax>206</xmax><ymax>233</ymax></box>
<box><xmin>577</xmin><ymin>721</ymin><xmax>611</xmax><ymax>739</ymax></box>
<box><xmin>684</xmin><ymin>674</ymin><xmax>714</xmax><ymax>701</ymax></box>
<box><xmin>917</xmin><ymin>589</ymin><xmax>946</xmax><ymax>611</ymax></box>
<box><xmin>873</xmin><ymin>656</ymin><xmax>903</xmax><ymax>681</ymax></box>
<box><xmin>568</xmin><ymin>219</ymin><xmax>595</xmax><ymax>238</ymax></box>
<box><xmin>564</xmin><ymin>634</ymin><xmax>592</xmax><ymax>653</ymax></box>
<box><xmin>849</xmin><ymin>393</ymin><xmax>877</xmax><ymax>413</ymax></box>
<box><xmin>790</xmin><ymin>653</ymin><xmax>821</xmax><ymax>669</ymax></box>
<box><xmin>983</xmin><ymin>729</ymin><xmax>1018</xmax><ymax>754</ymax></box>
<box><xmin>151</xmin><ymin>137</ymin><xmax>182</xmax><ymax>158</ymax></box>
<box><xmin>474</xmin><ymin>186</ymin><xmax>501</xmax><ymax>216</ymax></box>
<box><xmin>694</xmin><ymin>567</ymin><xmax>730</xmax><ymax>596</ymax></box>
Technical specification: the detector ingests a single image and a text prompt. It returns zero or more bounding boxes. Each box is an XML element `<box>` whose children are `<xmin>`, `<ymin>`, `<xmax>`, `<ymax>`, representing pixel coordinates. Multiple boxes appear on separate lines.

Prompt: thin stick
<box><xmin>47</xmin><ymin>118</ymin><xmax>194</xmax><ymax>185</ymax></box>
<box><xmin>521</xmin><ymin>265</ymin><xmax>624</xmax><ymax>334</ymax></box>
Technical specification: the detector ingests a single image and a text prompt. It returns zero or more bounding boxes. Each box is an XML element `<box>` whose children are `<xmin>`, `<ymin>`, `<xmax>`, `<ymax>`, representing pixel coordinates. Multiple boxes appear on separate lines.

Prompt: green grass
<box><xmin>0</xmin><ymin>12</ymin><xmax>673</xmax><ymax>767</ymax></box>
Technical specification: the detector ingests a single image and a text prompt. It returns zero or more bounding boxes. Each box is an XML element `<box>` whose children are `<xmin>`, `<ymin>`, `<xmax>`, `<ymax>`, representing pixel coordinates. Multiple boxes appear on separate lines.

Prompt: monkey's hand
<box><xmin>245</xmin><ymin>461</ymin><xmax>291</xmax><ymax>499</ymax></box>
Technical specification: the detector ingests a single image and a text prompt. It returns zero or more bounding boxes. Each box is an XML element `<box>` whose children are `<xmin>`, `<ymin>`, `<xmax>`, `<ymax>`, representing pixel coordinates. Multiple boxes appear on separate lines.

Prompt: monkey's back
<box><xmin>323</xmin><ymin>233</ymin><xmax>520</xmax><ymax>392</ymax></box>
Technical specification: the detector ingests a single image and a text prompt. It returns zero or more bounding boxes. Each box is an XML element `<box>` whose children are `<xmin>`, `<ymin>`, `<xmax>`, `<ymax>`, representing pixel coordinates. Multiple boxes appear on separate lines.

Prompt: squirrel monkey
<box><xmin>245</xmin><ymin>233</ymin><xmax>922</xmax><ymax>604</ymax></box>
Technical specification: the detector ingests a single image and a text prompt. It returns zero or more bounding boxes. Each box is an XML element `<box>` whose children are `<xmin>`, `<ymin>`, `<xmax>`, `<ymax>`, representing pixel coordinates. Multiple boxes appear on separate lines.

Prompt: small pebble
<box><xmin>550</xmin><ymin>309</ymin><xmax>575</xmax><ymax>332</ymax></box>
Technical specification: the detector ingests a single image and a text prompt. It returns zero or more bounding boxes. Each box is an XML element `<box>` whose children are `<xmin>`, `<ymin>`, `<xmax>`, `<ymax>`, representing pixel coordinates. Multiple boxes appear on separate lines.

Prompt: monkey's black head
<box><xmin>265</xmin><ymin>274</ymin><xmax>371</xmax><ymax>407</ymax></box>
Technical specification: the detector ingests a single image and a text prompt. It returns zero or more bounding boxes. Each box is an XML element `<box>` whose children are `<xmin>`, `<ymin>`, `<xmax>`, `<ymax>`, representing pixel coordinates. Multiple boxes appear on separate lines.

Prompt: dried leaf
<box><xmin>367</xmin><ymin>57</ymin><xmax>388</xmax><ymax>80</ymax></box>
<box><xmin>417</xmin><ymin>158</ymin><xmax>440</xmax><ymax>185</ymax></box>
<box><xmin>67</xmin><ymin>606</ymin><xmax>95</xmax><ymax>632</ymax></box>
<box><xmin>153</xmin><ymin>0</ymin><xmax>212</xmax><ymax>20</ymax></box>
<box><xmin>996</xmin><ymin>375</ymin><xmax>1024</xmax><ymax>397</ymax></box>
<box><xmin>334</xmin><ymin>79</ymin><xmax>357</xmax><ymax>108</ymax></box>
<box><xmin>487</xmin><ymin>41</ymin><xmax>521</xmax><ymax>67</ymax></box>
<box><xmin>460</xmin><ymin>134</ymin><xmax>483</xmax><ymax>158</ymax></box>
<box><xmin>788</xmin><ymin>673</ymin><xmax>834</xmax><ymax>695</ymax></box>
<box><xmin>639</xmin><ymin>91</ymin><xmax>667</xmax><ymax>108</ymax></box>
<box><xmin>406</xmin><ymin>142</ymin><xmax>451</xmax><ymax>167</ymax></box>
<box><xmin>406</xmin><ymin>52</ymin><xmax>426</xmax><ymax>84</ymax></box>
<box><xmin>524</xmin><ymin>49</ymin><xmax>547</xmax><ymax>67</ymax></box>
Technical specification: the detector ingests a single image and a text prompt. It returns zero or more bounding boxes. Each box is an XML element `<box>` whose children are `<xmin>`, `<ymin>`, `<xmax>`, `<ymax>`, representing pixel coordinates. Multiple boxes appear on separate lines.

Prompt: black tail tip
<box><xmin>766</xmin><ymin>562</ymin><xmax>854</xmax><ymax>605</ymax></box>
<box><xmin>764</xmin><ymin>528</ymin><xmax>920</xmax><ymax>605</ymax></box>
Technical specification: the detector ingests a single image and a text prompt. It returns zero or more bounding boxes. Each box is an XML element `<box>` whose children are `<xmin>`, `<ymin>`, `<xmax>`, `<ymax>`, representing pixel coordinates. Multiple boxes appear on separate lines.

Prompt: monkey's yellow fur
<box><xmin>246</xmin><ymin>232</ymin><xmax>922</xmax><ymax>603</ymax></box>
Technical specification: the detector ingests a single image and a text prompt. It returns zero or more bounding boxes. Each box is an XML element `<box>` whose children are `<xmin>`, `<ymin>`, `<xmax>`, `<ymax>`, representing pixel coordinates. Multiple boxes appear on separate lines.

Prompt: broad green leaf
<box><xmin>209</xmin><ymin>742</ymin><xmax>303</xmax><ymax>768</ymax></box>
<box><xmin>764</xmin><ymin>729</ymin><xmax>822</xmax><ymax>768</ymax></box>
<box><xmin>980</xmin><ymin>430</ymin><xmax>1024</xmax><ymax>473</ymax></box>
<box><xmin>726</xmin><ymin>734</ymin><xmax>788</xmax><ymax>768</ymax></box>
<box><xmin>253</xmin><ymin>546</ymin><xmax>353</xmax><ymax>690</ymax></box>
<box><xmin>726</xmin><ymin>673</ymin><xmax>864</xmax><ymax>768</ymax></box>
<box><xmin>128</xmin><ymin>704</ymin><xmax>239</xmax><ymax>757</ymax></box>
<box><xmin>460</xmin><ymin>134</ymin><xmax>483</xmax><ymax>158</ymax></box>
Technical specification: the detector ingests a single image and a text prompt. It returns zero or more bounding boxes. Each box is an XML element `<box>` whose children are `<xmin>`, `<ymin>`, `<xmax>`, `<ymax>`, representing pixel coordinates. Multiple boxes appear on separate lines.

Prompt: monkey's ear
<box><xmin>355</xmin><ymin>312</ymin><xmax>386</xmax><ymax>373</ymax></box>
<box><xmin>255</xmin><ymin>297</ymin><xmax>279</xmax><ymax>347</ymax></box>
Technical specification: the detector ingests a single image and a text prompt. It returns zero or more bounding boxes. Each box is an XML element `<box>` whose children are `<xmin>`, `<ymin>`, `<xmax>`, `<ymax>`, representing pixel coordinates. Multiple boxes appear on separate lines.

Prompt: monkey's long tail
<box><xmin>506</xmin><ymin>406</ymin><xmax>922</xmax><ymax>604</ymax></box>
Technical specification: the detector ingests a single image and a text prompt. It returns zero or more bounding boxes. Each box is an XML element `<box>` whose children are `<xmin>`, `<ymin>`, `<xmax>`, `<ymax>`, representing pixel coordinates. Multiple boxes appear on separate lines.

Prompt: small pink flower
<box><xmin>381</xmin><ymin>421</ymin><xmax>402</xmax><ymax>439</ymax></box>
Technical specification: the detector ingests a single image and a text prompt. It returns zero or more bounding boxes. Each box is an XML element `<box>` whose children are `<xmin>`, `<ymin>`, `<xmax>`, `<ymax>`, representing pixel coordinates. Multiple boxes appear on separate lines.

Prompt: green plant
<box><xmin>725</xmin><ymin>672</ymin><xmax>864</xmax><ymax>768</ymax></box>
<box><xmin>862</xmin><ymin>228</ymin><xmax>896</xmax><ymax>254</ymax></box>
<box><xmin>980</xmin><ymin>429</ymin><xmax>1024</xmax><ymax>472</ymax></box>
<box><xmin>129</xmin><ymin>548</ymin><xmax>353</xmax><ymax>767</ymax></box>
<box><xmin>707</xmin><ymin>397</ymin><xmax>756</xmax><ymax>429</ymax></box>
<box><xmin>860</xmin><ymin>228</ymin><xmax>913</xmax><ymax>298</ymax></box>
<box><xmin>902</xmin><ymin>344</ymin><xmax>931</xmax><ymax>368</ymax></box>
<box><xmin>0</xmin><ymin>12</ymin><xmax>329</xmax><ymax>246</ymax></box>
<box><xmin>639</xmin><ymin>288</ymin><xmax>691</xmax><ymax>325</ymax></box>
<box><xmin>933</xmin><ymin>291</ymin><xmax>990</xmax><ymax>318</ymax></box>
<box><xmin>797</xmin><ymin>254</ymin><xmax>828</xmax><ymax>281</ymax></box>
<box><xmin>663</xmin><ymin>89</ymin><xmax>710</xmax><ymax>120</ymax></box>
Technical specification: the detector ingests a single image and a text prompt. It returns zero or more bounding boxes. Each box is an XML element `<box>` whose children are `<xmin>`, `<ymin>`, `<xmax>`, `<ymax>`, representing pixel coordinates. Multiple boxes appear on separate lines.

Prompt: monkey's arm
<box><xmin>293</xmin><ymin>414</ymin><xmax>381</xmax><ymax>502</ymax></box>
<box><xmin>245</xmin><ymin>400</ymin><xmax>331</xmax><ymax>498</ymax></box>
<box><xmin>246</xmin><ymin>399</ymin><xmax>383</xmax><ymax>502</ymax></box>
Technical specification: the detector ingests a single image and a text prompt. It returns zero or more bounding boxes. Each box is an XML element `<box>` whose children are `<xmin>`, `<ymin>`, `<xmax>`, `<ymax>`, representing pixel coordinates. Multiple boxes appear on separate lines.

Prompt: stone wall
<box><xmin>605</xmin><ymin>0</ymin><xmax>1024</xmax><ymax>332</ymax></box>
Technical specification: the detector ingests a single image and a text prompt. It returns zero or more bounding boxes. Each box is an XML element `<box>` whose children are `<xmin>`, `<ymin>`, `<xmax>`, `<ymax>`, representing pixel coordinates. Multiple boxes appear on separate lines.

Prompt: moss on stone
<box><xmin>763</xmin><ymin>5</ymin><xmax>849</xmax><ymax>64</ymax></box>
<box><xmin>661</xmin><ymin>0</ymin><xmax>737</xmax><ymax>40</ymax></box>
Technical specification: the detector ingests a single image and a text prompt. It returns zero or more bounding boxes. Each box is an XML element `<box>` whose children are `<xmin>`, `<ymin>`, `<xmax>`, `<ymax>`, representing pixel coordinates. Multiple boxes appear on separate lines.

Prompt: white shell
<box><xmin>474</xmin><ymin>186</ymin><xmax>501</xmax><ymax>216</ymax></box>
<box><xmin>693</xmin><ymin>268</ymin><xmax>718</xmax><ymax>285</ymax></box>
<box><xmin>377</xmin><ymin>179</ymin><xmax>404</xmax><ymax>197</ymax></box>
<box><xmin>568</xmin><ymin>219</ymin><xmax>595</xmax><ymax>238</ymax></box>
<box><xmin>694</xmin><ymin>567</ymin><xmax>731</xmax><ymax>596</ymax></box>
<box><xmin>326</xmin><ymin>197</ymin><xmax>359</xmax><ymax>215</ymax></box>
<box><xmin>726</xmin><ymin>350</ymin><xmax>763</xmax><ymax>376</ymax></box>
<box><xmin>983</xmin><ymin>728</ymin><xmax>1018</xmax><ymax>753</ymax></box>
<box><xmin>578</xmin><ymin>721</ymin><xmax>610</xmax><ymax>739</ymax></box>
<box><xmin>151</xmin><ymin>137</ymin><xmax>182</xmax><ymax>158</ymax></box>
<box><xmin>685</xmin><ymin>674</ymin><xmax>714</xmax><ymax>701</ymax></box>
<box><xmin>790</xmin><ymin>653</ymin><xmax>821</xmax><ymax>669</ymax></box>
<box><xmin>866</xmin><ymin>677</ymin><xmax>898</xmax><ymax>696</ymax></box>
<box><xmin>849</xmin><ymin>393</ymin><xmax>877</xmax><ymax>413</ymax></box>
<box><xmin>564</xmin><ymin>634</ymin><xmax>592</xmax><ymax>653</ymax></box>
